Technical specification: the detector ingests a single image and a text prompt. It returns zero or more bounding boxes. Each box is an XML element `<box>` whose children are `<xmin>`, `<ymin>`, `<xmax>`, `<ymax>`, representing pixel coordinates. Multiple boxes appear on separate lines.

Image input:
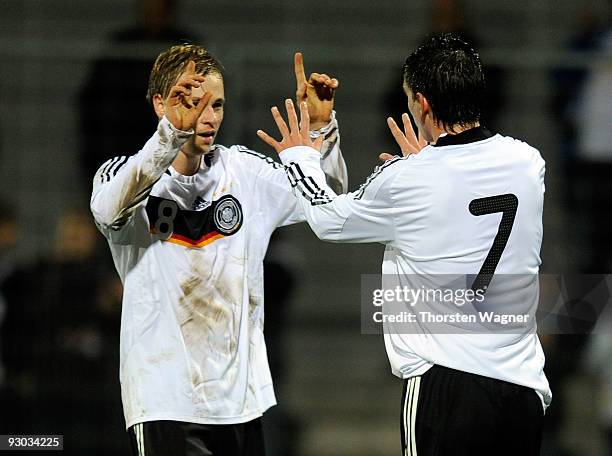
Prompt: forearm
<box><xmin>310</xmin><ymin>111</ymin><xmax>348</xmax><ymax>194</ymax></box>
<box><xmin>91</xmin><ymin>117</ymin><xmax>192</xmax><ymax>228</ymax></box>
<box><xmin>280</xmin><ymin>146</ymin><xmax>348</xmax><ymax>240</ymax></box>
<box><xmin>280</xmin><ymin>145</ymin><xmax>396</xmax><ymax>243</ymax></box>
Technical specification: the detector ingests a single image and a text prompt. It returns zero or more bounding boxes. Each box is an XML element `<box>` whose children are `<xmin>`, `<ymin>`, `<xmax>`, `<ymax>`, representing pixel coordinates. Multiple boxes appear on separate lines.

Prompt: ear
<box><xmin>415</xmin><ymin>92</ymin><xmax>430</xmax><ymax>123</ymax></box>
<box><xmin>152</xmin><ymin>93</ymin><xmax>165</xmax><ymax>120</ymax></box>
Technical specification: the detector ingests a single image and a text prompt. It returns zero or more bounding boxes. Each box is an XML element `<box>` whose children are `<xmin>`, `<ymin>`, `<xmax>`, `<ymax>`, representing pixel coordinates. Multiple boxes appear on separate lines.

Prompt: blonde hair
<box><xmin>146</xmin><ymin>44</ymin><xmax>223</xmax><ymax>104</ymax></box>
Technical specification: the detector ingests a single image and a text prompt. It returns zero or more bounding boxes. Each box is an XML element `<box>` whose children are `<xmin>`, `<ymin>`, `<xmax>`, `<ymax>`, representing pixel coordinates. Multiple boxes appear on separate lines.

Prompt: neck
<box><xmin>171</xmin><ymin>151</ymin><xmax>202</xmax><ymax>176</ymax></box>
<box><xmin>431</xmin><ymin>121</ymin><xmax>480</xmax><ymax>144</ymax></box>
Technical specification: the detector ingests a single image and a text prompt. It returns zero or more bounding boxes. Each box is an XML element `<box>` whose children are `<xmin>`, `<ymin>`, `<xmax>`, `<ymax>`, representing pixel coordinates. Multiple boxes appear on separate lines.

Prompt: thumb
<box><xmin>378</xmin><ymin>152</ymin><xmax>397</xmax><ymax>162</ymax></box>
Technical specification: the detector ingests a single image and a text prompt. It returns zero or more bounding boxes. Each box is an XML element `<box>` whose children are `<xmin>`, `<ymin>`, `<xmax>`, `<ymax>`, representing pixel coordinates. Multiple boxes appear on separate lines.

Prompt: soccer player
<box><xmin>258</xmin><ymin>33</ymin><xmax>551</xmax><ymax>455</ymax></box>
<box><xmin>90</xmin><ymin>44</ymin><xmax>346</xmax><ymax>456</ymax></box>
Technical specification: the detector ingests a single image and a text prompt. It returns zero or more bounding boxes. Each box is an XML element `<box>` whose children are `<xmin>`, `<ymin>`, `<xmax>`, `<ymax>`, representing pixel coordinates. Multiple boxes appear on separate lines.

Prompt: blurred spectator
<box><xmin>381</xmin><ymin>0</ymin><xmax>505</xmax><ymax>150</ymax></box>
<box><xmin>262</xmin><ymin>232</ymin><xmax>301</xmax><ymax>456</ymax></box>
<box><xmin>0</xmin><ymin>200</ymin><xmax>19</xmax><ymax>410</ymax></box>
<box><xmin>78</xmin><ymin>0</ymin><xmax>197</xmax><ymax>183</ymax></box>
<box><xmin>549</xmin><ymin>11</ymin><xmax>611</xmax><ymax>272</ymax></box>
<box><xmin>549</xmin><ymin>8</ymin><xmax>610</xmax><ymax>165</ymax></box>
<box><xmin>1</xmin><ymin>208</ymin><xmax>126</xmax><ymax>454</ymax></box>
<box><xmin>574</xmin><ymin>30</ymin><xmax>612</xmax><ymax>273</ymax></box>
<box><xmin>585</xmin><ymin>333</ymin><xmax>612</xmax><ymax>454</ymax></box>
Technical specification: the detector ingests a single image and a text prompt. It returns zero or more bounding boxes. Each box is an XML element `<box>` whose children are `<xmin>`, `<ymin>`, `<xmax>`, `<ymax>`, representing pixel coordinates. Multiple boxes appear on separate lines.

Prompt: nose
<box><xmin>199</xmin><ymin>105</ymin><xmax>218</xmax><ymax>125</ymax></box>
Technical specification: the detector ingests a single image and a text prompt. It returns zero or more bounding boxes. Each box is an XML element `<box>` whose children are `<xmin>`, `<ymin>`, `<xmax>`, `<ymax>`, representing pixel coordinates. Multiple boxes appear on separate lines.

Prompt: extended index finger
<box><xmin>402</xmin><ymin>113</ymin><xmax>420</xmax><ymax>149</ymax></box>
<box><xmin>294</xmin><ymin>52</ymin><xmax>307</xmax><ymax>89</ymax></box>
<box><xmin>387</xmin><ymin>117</ymin><xmax>413</xmax><ymax>156</ymax></box>
<box><xmin>185</xmin><ymin>60</ymin><xmax>196</xmax><ymax>76</ymax></box>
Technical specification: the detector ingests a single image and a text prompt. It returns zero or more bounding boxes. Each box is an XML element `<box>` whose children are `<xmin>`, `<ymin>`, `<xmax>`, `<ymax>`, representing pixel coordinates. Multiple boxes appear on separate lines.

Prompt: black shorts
<box><xmin>400</xmin><ymin>365</ymin><xmax>544</xmax><ymax>456</ymax></box>
<box><xmin>128</xmin><ymin>419</ymin><xmax>265</xmax><ymax>456</ymax></box>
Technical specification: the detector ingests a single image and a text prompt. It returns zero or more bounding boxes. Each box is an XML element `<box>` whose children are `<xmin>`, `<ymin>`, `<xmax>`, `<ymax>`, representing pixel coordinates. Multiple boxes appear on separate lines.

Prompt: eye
<box><xmin>213</xmin><ymin>101</ymin><xmax>224</xmax><ymax>110</ymax></box>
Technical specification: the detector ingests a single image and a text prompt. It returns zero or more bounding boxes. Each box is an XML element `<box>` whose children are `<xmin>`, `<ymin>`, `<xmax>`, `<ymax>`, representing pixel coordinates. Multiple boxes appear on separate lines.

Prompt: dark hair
<box><xmin>403</xmin><ymin>32</ymin><xmax>485</xmax><ymax>131</ymax></box>
<box><xmin>146</xmin><ymin>44</ymin><xmax>224</xmax><ymax>104</ymax></box>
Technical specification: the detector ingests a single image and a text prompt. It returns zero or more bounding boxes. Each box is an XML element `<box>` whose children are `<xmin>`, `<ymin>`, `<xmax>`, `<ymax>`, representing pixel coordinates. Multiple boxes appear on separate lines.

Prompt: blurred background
<box><xmin>1</xmin><ymin>0</ymin><xmax>612</xmax><ymax>454</ymax></box>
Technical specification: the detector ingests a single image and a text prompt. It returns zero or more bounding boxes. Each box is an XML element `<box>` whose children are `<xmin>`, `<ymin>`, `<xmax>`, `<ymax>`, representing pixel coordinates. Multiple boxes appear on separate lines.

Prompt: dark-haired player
<box><xmin>90</xmin><ymin>44</ymin><xmax>346</xmax><ymax>456</ymax></box>
<box><xmin>259</xmin><ymin>33</ymin><xmax>551</xmax><ymax>455</ymax></box>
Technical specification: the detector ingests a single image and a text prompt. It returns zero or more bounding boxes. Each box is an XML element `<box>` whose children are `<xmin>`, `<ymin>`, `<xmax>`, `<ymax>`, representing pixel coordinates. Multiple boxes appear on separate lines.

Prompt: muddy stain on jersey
<box><xmin>177</xmin><ymin>251</ymin><xmax>244</xmax><ymax>401</ymax></box>
<box><xmin>248</xmin><ymin>293</ymin><xmax>263</xmax><ymax>320</ymax></box>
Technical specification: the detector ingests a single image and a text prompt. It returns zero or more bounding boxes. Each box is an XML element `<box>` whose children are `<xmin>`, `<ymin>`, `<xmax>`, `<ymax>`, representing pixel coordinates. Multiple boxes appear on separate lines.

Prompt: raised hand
<box><xmin>165</xmin><ymin>61</ymin><xmax>211</xmax><ymax>131</ymax></box>
<box><xmin>257</xmin><ymin>99</ymin><xmax>324</xmax><ymax>154</ymax></box>
<box><xmin>294</xmin><ymin>52</ymin><xmax>339</xmax><ymax>130</ymax></box>
<box><xmin>379</xmin><ymin>113</ymin><xmax>428</xmax><ymax>161</ymax></box>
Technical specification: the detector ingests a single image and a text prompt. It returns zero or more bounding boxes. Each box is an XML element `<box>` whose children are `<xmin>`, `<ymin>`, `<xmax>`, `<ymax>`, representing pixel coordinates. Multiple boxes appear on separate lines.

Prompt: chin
<box><xmin>193</xmin><ymin>139</ymin><xmax>215</xmax><ymax>155</ymax></box>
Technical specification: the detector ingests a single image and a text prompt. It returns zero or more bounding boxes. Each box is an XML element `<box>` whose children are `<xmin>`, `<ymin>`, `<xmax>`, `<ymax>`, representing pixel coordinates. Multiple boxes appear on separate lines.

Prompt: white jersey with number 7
<box><xmin>279</xmin><ymin>127</ymin><xmax>552</xmax><ymax>410</ymax></box>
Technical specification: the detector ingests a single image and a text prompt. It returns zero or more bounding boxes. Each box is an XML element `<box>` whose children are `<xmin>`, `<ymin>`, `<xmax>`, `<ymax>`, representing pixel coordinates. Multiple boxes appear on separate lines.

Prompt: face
<box><xmin>166</xmin><ymin>71</ymin><xmax>225</xmax><ymax>156</ymax></box>
<box><xmin>191</xmin><ymin>72</ymin><xmax>225</xmax><ymax>155</ymax></box>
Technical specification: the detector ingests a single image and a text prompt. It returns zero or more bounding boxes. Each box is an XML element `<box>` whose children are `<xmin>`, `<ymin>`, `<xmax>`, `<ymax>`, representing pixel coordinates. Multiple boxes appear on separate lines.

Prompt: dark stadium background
<box><xmin>0</xmin><ymin>0</ymin><xmax>611</xmax><ymax>454</ymax></box>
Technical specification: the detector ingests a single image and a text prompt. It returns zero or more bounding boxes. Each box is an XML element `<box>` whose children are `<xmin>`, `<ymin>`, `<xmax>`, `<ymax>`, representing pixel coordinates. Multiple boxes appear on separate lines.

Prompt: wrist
<box><xmin>309</xmin><ymin>110</ymin><xmax>337</xmax><ymax>137</ymax></box>
<box><xmin>309</xmin><ymin>119</ymin><xmax>330</xmax><ymax>131</ymax></box>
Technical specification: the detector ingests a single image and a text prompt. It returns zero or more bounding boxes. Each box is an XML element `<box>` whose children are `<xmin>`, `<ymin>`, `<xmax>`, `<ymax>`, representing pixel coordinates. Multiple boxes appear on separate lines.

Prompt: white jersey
<box><xmin>90</xmin><ymin>115</ymin><xmax>347</xmax><ymax>428</ymax></box>
<box><xmin>279</xmin><ymin>127</ymin><xmax>552</xmax><ymax>409</ymax></box>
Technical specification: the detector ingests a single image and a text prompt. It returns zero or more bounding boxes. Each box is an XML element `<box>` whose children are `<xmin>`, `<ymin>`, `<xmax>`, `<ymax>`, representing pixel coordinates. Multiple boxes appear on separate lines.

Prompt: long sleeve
<box><xmin>310</xmin><ymin>110</ymin><xmax>347</xmax><ymax>195</ymax></box>
<box><xmin>279</xmin><ymin>145</ymin><xmax>401</xmax><ymax>243</ymax></box>
<box><xmin>240</xmin><ymin>111</ymin><xmax>348</xmax><ymax>230</ymax></box>
<box><xmin>90</xmin><ymin>117</ymin><xmax>192</xmax><ymax>231</ymax></box>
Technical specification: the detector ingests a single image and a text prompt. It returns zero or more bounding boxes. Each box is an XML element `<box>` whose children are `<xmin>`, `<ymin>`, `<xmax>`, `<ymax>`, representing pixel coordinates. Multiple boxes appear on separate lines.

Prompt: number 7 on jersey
<box><xmin>469</xmin><ymin>194</ymin><xmax>519</xmax><ymax>293</ymax></box>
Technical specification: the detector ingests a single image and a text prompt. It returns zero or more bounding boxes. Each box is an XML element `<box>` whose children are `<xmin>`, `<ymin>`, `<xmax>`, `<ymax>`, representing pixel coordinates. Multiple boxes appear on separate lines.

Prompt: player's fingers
<box><xmin>308</xmin><ymin>72</ymin><xmax>321</xmax><ymax>85</ymax></box>
<box><xmin>180</xmin><ymin>94</ymin><xmax>194</xmax><ymax>109</ymax></box>
<box><xmin>168</xmin><ymin>85</ymin><xmax>190</xmax><ymax>100</ymax></box>
<box><xmin>181</xmin><ymin>69</ymin><xmax>205</xmax><ymax>83</ymax></box>
<box><xmin>271</xmin><ymin>106</ymin><xmax>290</xmax><ymax>139</ymax></box>
<box><xmin>296</xmin><ymin>82</ymin><xmax>307</xmax><ymax>101</ymax></box>
<box><xmin>317</xmin><ymin>73</ymin><xmax>331</xmax><ymax>83</ymax></box>
<box><xmin>402</xmin><ymin>113</ymin><xmax>420</xmax><ymax>149</ymax></box>
<box><xmin>178</xmin><ymin>77</ymin><xmax>202</xmax><ymax>89</ymax></box>
<box><xmin>387</xmin><ymin>117</ymin><xmax>414</xmax><ymax>156</ymax></box>
<box><xmin>285</xmin><ymin>99</ymin><xmax>300</xmax><ymax>138</ymax></box>
<box><xmin>186</xmin><ymin>60</ymin><xmax>196</xmax><ymax>75</ymax></box>
<box><xmin>417</xmin><ymin>129</ymin><xmax>427</xmax><ymax>148</ymax></box>
<box><xmin>294</xmin><ymin>52</ymin><xmax>307</xmax><ymax>89</ymax></box>
<box><xmin>257</xmin><ymin>129</ymin><xmax>282</xmax><ymax>153</ymax></box>
<box><xmin>328</xmin><ymin>78</ymin><xmax>339</xmax><ymax>89</ymax></box>
<box><xmin>194</xmin><ymin>91</ymin><xmax>212</xmax><ymax>117</ymax></box>
<box><xmin>299</xmin><ymin>101</ymin><xmax>310</xmax><ymax>144</ymax></box>
<box><xmin>379</xmin><ymin>153</ymin><xmax>397</xmax><ymax>162</ymax></box>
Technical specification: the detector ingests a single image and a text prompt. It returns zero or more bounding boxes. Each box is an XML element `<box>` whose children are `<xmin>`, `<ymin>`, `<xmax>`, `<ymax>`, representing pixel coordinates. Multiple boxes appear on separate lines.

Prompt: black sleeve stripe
<box><xmin>107</xmin><ymin>156</ymin><xmax>128</xmax><ymax>181</ymax></box>
<box><xmin>99</xmin><ymin>156</ymin><xmax>129</xmax><ymax>183</ymax></box>
<box><xmin>353</xmin><ymin>156</ymin><xmax>405</xmax><ymax>200</ymax></box>
<box><xmin>320</xmin><ymin>137</ymin><xmax>338</xmax><ymax>160</ymax></box>
<box><xmin>286</xmin><ymin>163</ymin><xmax>333</xmax><ymax>206</ymax></box>
<box><xmin>109</xmin><ymin>178</ymin><xmax>158</xmax><ymax>230</ymax></box>
<box><xmin>235</xmin><ymin>145</ymin><xmax>283</xmax><ymax>169</ymax></box>
<box><xmin>298</xmin><ymin>171</ymin><xmax>317</xmax><ymax>195</ymax></box>
<box><xmin>286</xmin><ymin>165</ymin><xmax>299</xmax><ymax>187</ymax></box>
<box><xmin>291</xmin><ymin>162</ymin><xmax>307</xmax><ymax>180</ymax></box>
<box><xmin>324</xmin><ymin>126</ymin><xmax>337</xmax><ymax>141</ymax></box>
<box><xmin>99</xmin><ymin>157</ymin><xmax>120</xmax><ymax>183</ymax></box>
<box><xmin>305</xmin><ymin>176</ymin><xmax>333</xmax><ymax>204</ymax></box>
<box><xmin>309</xmin><ymin>125</ymin><xmax>337</xmax><ymax>142</ymax></box>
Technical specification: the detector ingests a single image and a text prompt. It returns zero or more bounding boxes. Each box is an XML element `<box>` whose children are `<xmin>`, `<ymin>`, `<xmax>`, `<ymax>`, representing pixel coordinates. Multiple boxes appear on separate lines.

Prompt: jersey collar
<box><xmin>203</xmin><ymin>152</ymin><xmax>215</xmax><ymax>168</ymax></box>
<box><xmin>433</xmin><ymin>126</ymin><xmax>493</xmax><ymax>147</ymax></box>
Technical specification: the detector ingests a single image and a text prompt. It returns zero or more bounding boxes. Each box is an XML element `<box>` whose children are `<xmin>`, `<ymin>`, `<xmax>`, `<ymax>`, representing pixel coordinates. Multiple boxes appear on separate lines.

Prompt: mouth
<box><xmin>196</xmin><ymin>131</ymin><xmax>216</xmax><ymax>145</ymax></box>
